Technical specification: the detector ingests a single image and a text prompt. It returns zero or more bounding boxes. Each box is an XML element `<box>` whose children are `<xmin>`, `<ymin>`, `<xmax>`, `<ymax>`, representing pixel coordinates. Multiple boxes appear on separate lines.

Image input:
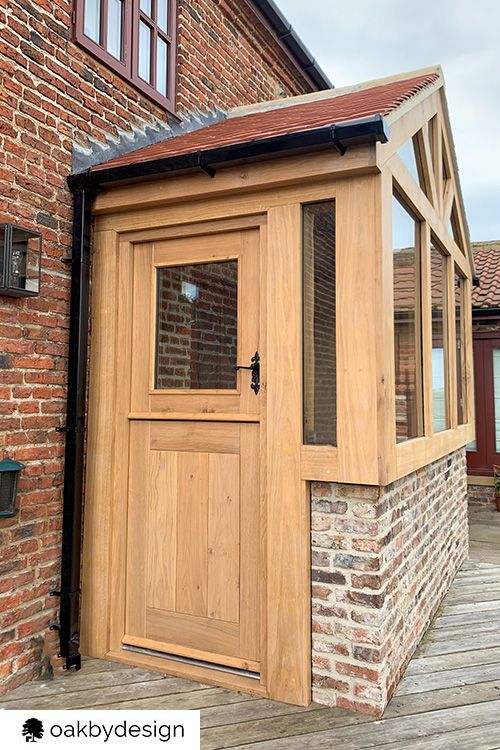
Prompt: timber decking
<box><xmin>2</xmin><ymin>511</ymin><xmax>500</xmax><ymax>749</ymax></box>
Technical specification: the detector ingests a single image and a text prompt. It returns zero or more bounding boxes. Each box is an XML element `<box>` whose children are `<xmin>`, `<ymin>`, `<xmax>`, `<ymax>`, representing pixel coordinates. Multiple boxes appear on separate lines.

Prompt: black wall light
<box><xmin>0</xmin><ymin>224</ymin><xmax>42</xmax><ymax>297</ymax></box>
<box><xmin>0</xmin><ymin>457</ymin><xmax>25</xmax><ymax>518</ymax></box>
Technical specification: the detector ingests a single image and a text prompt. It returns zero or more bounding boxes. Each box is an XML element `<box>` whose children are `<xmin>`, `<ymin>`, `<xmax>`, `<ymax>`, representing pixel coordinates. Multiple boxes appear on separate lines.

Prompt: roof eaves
<box><xmin>249</xmin><ymin>0</ymin><xmax>333</xmax><ymax>91</ymax></box>
<box><xmin>68</xmin><ymin>114</ymin><xmax>389</xmax><ymax>192</ymax></box>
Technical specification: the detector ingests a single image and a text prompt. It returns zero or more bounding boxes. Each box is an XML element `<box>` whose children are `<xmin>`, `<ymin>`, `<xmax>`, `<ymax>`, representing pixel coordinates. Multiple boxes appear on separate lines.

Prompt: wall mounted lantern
<box><xmin>0</xmin><ymin>457</ymin><xmax>25</xmax><ymax>518</ymax></box>
<box><xmin>0</xmin><ymin>224</ymin><xmax>42</xmax><ymax>297</ymax></box>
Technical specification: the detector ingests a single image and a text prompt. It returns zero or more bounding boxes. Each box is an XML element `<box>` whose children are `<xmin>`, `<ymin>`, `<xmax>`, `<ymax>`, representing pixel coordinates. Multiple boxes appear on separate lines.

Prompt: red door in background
<box><xmin>467</xmin><ymin>332</ymin><xmax>500</xmax><ymax>475</ymax></box>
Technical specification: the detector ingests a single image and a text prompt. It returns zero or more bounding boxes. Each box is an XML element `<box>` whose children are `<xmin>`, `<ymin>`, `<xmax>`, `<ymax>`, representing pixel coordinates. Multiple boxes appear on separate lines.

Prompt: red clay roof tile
<box><xmin>92</xmin><ymin>72</ymin><xmax>439</xmax><ymax>172</ymax></box>
<box><xmin>473</xmin><ymin>242</ymin><xmax>500</xmax><ymax>309</ymax></box>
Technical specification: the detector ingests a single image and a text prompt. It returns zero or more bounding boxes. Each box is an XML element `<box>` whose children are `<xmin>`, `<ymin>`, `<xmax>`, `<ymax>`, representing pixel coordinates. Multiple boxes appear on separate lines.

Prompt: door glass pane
<box><xmin>107</xmin><ymin>0</ymin><xmax>123</xmax><ymax>59</ymax></box>
<box><xmin>158</xmin><ymin>0</ymin><xmax>169</xmax><ymax>32</ymax></box>
<box><xmin>393</xmin><ymin>194</ymin><xmax>423</xmax><ymax>443</ymax></box>
<box><xmin>155</xmin><ymin>262</ymin><xmax>238</xmax><ymax>390</ymax></box>
<box><xmin>84</xmin><ymin>0</ymin><xmax>101</xmax><ymax>43</ymax></box>
<box><xmin>156</xmin><ymin>37</ymin><xmax>168</xmax><ymax>96</ymax></box>
<box><xmin>303</xmin><ymin>201</ymin><xmax>336</xmax><ymax>446</ymax></box>
<box><xmin>139</xmin><ymin>21</ymin><xmax>152</xmax><ymax>83</ymax></box>
<box><xmin>140</xmin><ymin>0</ymin><xmax>152</xmax><ymax>16</ymax></box>
<box><xmin>430</xmin><ymin>242</ymin><xmax>448</xmax><ymax>432</ymax></box>
<box><xmin>494</xmin><ymin>349</ymin><xmax>500</xmax><ymax>451</ymax></box>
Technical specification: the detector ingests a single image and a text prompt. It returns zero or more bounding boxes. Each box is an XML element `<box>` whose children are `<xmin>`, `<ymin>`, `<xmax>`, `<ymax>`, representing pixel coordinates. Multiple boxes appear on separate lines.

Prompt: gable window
<box><xmin>393</xmin><ymin>192</ymin><xmax>423</xmax><ymax>443</ymax></box>
<box><xmin>430</xmin><ymin>239</ymin><xmax>449</xmax><ymax>432</ymax></box>
<box><xmin>74</xmin><ymin>0</ymin><xmax>177</xmax><ymax>111</ymax></box>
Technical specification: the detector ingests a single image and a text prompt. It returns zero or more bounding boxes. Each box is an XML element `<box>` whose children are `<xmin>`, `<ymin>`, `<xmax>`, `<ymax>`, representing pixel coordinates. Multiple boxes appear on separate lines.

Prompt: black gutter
<box><xmin>58</xmin><ymin>113</ymin><xmax>388</xmax><ymax>669</ymax></box>
<box><xmin>473</xmin><ymin>306</ymin><xmax>500</xmax><ymax>318</ymax></box>
<box><xmin>250</xmin><ymin>0</ymin><xmax>332</xmax><ymax>91</ymax></box>
<box><xmin>54</xmin><ymin>188</ymin><xmax>94</xmax><ymax>671</ymax></box>
<box><xmin>69</xmin><ymin>116</ymin><xmax>390</xmax><ymax>191</ymax></box>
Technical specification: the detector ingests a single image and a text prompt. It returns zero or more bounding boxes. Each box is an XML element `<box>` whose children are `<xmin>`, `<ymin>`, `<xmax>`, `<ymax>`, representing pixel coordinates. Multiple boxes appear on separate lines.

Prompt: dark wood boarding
<box><xmin>2</xmin><ymin>512</ymin><xmax>500</xmax><ymax>749</ymax></box>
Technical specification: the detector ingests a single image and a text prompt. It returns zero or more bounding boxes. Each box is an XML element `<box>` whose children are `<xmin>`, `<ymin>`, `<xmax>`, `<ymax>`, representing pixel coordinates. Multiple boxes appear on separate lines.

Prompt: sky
<box><xmin>277</xmin><ymin>0</ymin><xmax>500</xmax><ymax>242</ymax></box>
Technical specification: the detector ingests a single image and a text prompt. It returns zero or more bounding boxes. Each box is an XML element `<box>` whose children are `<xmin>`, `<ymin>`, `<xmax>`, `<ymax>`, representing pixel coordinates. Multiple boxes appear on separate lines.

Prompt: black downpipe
<box><xmin>56</xmin><ymin>188</ymin><xmax>94</xmax><ymax>671</ymax></box>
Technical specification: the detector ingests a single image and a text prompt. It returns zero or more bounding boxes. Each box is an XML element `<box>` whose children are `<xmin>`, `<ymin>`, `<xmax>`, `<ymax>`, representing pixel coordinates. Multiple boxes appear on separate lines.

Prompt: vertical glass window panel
<box><xmin>455</xmin><ymin>270</ymin><xmax>466</xmax><ymax>425</ymax></box>
<box><xmin>493</xmin><ymin>349</ymin><xmax>500</xmax><ymax>451</ymax></box>
<box><xmin>155</xmin><ymin>261</ymin><xmax>238</xmax><ymax>390</ymax></box>
<box><xmin>139</xmin><ymin>21</ymin><xmax>152</xmax><ymax>83</ymax></box>
<box><xmin>107</xmin><ymin>0</ymin><xmax>123</xmax><ymax>60</ymax></box>
<box><xmin>158</xmin><ymin>0</ymin><xmax>169</xmax><ymax>32</ymax></box>
<box><xmin>393</xmin><ymin>195</ymin><xmax>423</xmax><ymax>443</ymax></box>
<box><xmin>156</xmin><ymin>37</ymin><xmax>168</xmax><ymax>96</ymax></box>
<box><xmin>84</xmin><ymin>0</ymin><xmax>101</xmax><ymax>43</ymax></box>
<box><xmin>140</xmin><ymin>0</ymin><xmax>152</xmax><ymax>16</ymax></box>
<box><xmin>303</xmin><ymin>201</ymin><xmax>336</xmax><ymax>446</ymax></box>
<box><xmin>397</xmin><ymin>138</ymin><xmax>419</xmax><ymax>184</ymax></box>
<box><xmin>430</xmin><ymin>243</ymin><xmax>448</xmax><ymax>432</ymax></box>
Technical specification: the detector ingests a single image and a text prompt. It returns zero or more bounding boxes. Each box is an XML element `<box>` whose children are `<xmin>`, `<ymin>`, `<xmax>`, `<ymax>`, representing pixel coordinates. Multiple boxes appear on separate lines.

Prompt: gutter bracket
<box><xmin>332</xmin><ymin>139</ymin><xmax>347</xmax><ymax>156</ymax></box>
<box><xmin>198</xmin><ymin>153</ymin><xmax>216</xmax><ymax>178</ymax></box>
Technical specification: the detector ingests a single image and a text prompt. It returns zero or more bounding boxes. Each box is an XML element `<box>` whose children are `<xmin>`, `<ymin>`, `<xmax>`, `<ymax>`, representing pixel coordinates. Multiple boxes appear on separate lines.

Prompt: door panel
<box><xmin>124</xmin><ymin>420</ymin><xmax>260</xmax><ymax>668</ymax></box>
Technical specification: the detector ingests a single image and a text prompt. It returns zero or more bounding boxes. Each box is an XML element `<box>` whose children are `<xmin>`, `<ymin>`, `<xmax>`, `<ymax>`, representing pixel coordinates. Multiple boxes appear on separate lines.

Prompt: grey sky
<box><xmin>278</xmin><ymin>0</ymin><xmax>500</xmax><ymax>241</ymax></box>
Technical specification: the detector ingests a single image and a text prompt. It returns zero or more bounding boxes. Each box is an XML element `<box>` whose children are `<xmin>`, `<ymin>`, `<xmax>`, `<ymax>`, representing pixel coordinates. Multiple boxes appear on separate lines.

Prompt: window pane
<box><xmin>84</xmin><ymin>0</ymin><xmax>101</xmax><ymax>43</ymax></box>
<box><xmin>398</xmin><ymin>138</ymin><xmax>419</xmax><ymax>184</ymax></box>
<box><xmin>139</xmin><ymin>21</ymin><xmax>152</xmax><ymax>83</ymax></box>
<box><xmin>455</xmin><ymin>270</ymin><xmax>466</xmax><ymax>424</ymax></box>
<box><xmin>303</xmin><ymin>201</ymin><xmax>336</xmax><ymax>446</ymax></box>
<box><xmin>140</xmin><ymin>0</ymin><xmax>152</xmax><ymax>16</ymax></box>
<box><xmin>430</xmin><ymin>242</ymin><xmax>448</xmax><ymax>432</ymax></box>
<box><xmin>393</xmin><ymin>195</ymin><xmax>422</xmax><ymax>443</ymax></box>
<box><xmin>156</xmin><ymin>37</ymin><xmax>168</xmax><ymax>96</ymax></box>
<box><xmin>107</xmin><ymin>0</ymin><xmax>123</xmax><ymax>59</ymax></box>
<box><xmin>158</xmin><ymin>0</ymin><xmax>169</xmax><ymax>32</ymax></box>
<box><xmin>493</xmin><ymin>349</ymin><xmax>500</xmax><ymax>451</ymax></box>
<box><xmin>155</xmin><ymin>262</ymin><xmax>238</xmax><ymax>390</ymax></box>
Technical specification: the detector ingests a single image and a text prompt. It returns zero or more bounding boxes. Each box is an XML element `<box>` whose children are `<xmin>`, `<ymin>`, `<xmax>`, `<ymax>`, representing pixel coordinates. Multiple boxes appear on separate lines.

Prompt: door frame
<box><xmin>81</xmin><ymin>210</ymin><xmax>311</xmax><ymax>705</ymax></box>
<box><xmin>467</xmin><ymin>330</ymin><xmax>500</xmax><ymax>475</ymax></box>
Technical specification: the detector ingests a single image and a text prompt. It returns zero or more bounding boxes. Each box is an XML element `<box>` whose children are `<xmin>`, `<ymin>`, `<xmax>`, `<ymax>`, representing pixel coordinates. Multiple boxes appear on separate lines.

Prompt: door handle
<box><xmin>235</xmin><ymin>351</ymin><xmax>260</xmax><ymax>395</ymax></box>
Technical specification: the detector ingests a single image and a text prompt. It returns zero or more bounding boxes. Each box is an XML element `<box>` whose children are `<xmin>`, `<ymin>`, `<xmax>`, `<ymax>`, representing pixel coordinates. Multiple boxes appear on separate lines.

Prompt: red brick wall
<box><xmin>0</xmin><ymin>0</ymin><xmax>314</xmax><ymax>694</ymax></box>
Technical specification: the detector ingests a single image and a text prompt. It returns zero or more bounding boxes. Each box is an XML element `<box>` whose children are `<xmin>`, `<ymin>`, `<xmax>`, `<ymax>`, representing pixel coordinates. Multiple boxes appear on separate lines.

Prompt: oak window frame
<box><xmin>73</xmin><ymin>0</ymin><xmax>177</xmax><ymax>113</ymax></box>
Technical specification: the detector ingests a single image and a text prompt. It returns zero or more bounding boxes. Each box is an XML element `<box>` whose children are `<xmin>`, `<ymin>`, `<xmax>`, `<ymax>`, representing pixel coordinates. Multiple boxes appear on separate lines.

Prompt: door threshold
<box><xmin>122</xmin><ymin>643</ymin><xmax>260</xmax><ymax>680</ymax></box>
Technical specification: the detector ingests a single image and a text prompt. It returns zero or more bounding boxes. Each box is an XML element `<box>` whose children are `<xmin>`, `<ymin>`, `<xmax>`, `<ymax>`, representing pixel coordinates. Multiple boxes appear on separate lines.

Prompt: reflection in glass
<box><xmin>397</xmin><ymin>138</ymin><xmax>419</xmax><ymax>184</ymax></box>
<box><xmin>155</xmin><ymin>261</ymin><xmax>238</xmax><ymax>390</ymax></box>
<box><xmin>157</xmin><ymin>37</ymin><xmax>168</xmax><ymax>96</ymax></box>
<box><xmin>455</xmin><ymin>270</ymin><xmax>466</xmax><ymax>425</ymax></box>
<box><xmin>140</xmin><ymin>0</ymin><xmax>152</xmax><ymax>16</ymax></box>
<box><xmin>303</xmin><ymin>201</ymin><xmax>336</xmax><ymax>446</ymax></box>
<box><xmin>393</xmin><ymin>195</ymin><xmax>422</xmax><ymax>442</ymax></box>
<box><xmin>9</xmin><ymin>229</ymin><xmax>41</xmax><ymax>294</ymax></box>
<box><xmin>430</xmin><ymin>242</ymin><xmax>447</xmax><ymax>432</ymax></box>
<box><xmin>139</xmin><ymin>21</ymin><xmax>151</xmax><ymax>82</ymax></box>
<box><xmin>158</xmin><ymin>0</ymin><xmax>169</xmax><ymax>32</ymax></box>
<box><xmin>107</xmin><ymin>0</ymin><xmax>123</xmax><ymax>59</ymax></box>
<box><xmin>84</xmin><ymin>0</ymin><xmax>101</xmax><ymax>43</ymax></box>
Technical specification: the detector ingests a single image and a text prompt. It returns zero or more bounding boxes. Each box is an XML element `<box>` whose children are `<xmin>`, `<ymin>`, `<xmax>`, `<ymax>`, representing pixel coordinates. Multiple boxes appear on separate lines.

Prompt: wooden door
<box><xmin>468</xmin><ymin>334</ymin><xmax>500</xmax><ymax>476</ymax></box>
<box><xmin>123</xmin><ymin>228</ymin><xmax>263</xmax><ymax>674</ymax></box>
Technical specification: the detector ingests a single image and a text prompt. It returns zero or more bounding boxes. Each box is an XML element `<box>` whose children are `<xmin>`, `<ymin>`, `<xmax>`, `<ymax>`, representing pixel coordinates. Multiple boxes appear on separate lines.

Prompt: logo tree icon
<box><xmin>22</xmin><ymin>718</ymin><xmax>44</xmax><ymax>742</ymax></box>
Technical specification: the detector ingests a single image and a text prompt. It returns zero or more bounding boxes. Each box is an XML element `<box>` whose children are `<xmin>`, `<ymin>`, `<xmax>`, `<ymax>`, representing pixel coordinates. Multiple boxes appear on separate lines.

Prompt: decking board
<box><xmin>1</xmin><ymin>511</ymin><xmax>500</xmax><ymax>749</ymax></box>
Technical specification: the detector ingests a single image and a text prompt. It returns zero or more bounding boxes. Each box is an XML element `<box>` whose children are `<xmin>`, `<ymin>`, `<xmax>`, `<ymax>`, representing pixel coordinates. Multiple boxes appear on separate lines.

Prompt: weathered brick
<box><xmin>311</xmin><ymin>449</ymin><xmax>468</xmax><ymax>717</ymax></box>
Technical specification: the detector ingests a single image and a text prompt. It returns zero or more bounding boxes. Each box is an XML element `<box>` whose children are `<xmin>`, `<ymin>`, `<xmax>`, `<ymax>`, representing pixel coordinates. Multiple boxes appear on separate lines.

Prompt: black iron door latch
<box><xmin>235</xmin><ymin>351</ymin><xmax>260</xmax><ymax>395</ymax></box>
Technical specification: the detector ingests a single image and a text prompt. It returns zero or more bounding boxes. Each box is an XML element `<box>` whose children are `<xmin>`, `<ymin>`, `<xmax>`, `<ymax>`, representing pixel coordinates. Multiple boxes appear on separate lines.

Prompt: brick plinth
<box><xmin>311</xmin><ymin>448</ymin><xmax>468</xmax><ymax>716</ymax></box>
<box><xmin>468</xmin><ymin>483</ymin><xmax>497</xmax><ymax>511</ymax></box>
